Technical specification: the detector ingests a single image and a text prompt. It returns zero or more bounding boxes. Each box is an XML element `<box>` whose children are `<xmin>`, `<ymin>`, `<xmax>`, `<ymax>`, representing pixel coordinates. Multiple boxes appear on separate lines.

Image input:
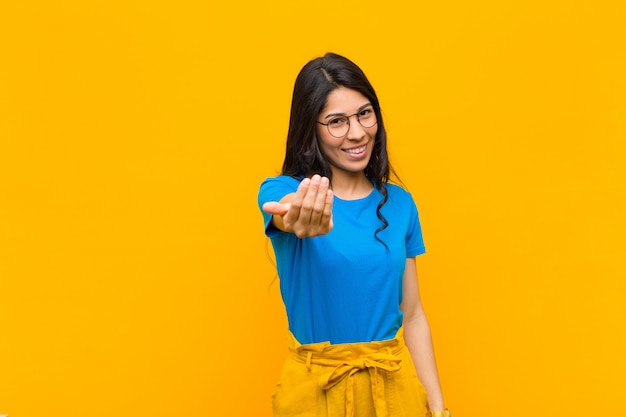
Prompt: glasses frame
<box><xmin>316</xmin><ymin>107</ymin><xmax>378</xmax><ymax>138</ymax></box>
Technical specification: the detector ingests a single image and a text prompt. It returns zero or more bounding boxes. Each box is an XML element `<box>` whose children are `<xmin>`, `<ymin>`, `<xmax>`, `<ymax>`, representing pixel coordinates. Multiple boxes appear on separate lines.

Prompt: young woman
<box><xmin>258</xmin><ymin>53</ymin><xmax>449</xmax><ymax>417</ymax></box>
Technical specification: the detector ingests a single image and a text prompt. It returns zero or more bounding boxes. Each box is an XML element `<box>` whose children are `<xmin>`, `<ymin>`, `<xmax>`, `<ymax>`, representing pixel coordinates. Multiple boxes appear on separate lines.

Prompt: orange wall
<box><xmin>1</xmin><ymin>1</ymin><xmax>625</xmax><ymax>416</ymax></box>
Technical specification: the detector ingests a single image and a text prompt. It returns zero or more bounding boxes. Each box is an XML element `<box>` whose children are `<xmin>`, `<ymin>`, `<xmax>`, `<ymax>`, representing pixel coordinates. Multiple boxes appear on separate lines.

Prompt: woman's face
<box><xmin>316</xmin><ymin>87</ymin><xmax>378</xmax><ymax>178</ymax></box>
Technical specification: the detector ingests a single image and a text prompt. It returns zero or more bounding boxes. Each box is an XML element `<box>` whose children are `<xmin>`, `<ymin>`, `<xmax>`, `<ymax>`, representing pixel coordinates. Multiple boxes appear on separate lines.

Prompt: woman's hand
<box><xmin>262</xmin><ymin>174</ymin><xmax>334</xmax><ymax>238</ymax></box>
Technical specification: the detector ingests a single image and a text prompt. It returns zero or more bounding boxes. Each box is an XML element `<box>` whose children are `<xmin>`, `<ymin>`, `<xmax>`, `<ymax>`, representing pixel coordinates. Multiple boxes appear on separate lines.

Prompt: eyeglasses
<box><xmin>316</xmin><ymin>107</ymin><xmax>377</xmax><ymax>138</ymax></box>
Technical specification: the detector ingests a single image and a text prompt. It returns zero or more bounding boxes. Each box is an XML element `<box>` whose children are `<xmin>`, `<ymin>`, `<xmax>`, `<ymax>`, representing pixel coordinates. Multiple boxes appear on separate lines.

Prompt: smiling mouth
<box><xmin>343</xmin><ymin>145</ymin><xmax>367</xmax><ymax>154</ymax></box>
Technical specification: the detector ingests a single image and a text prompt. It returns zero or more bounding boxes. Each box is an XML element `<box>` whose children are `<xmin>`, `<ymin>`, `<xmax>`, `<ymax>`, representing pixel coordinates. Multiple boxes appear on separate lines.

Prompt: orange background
<box><xmin>1</xmin><ymin>1</ymin><xmax>625</xmax><ymax>416</ymax></box>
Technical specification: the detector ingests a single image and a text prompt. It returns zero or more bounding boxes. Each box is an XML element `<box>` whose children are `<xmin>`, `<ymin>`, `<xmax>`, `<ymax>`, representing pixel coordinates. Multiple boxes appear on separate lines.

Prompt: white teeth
<box><xmin>344</xmin><ymin>146</ymin><xmax>366</xmax><ymax>154</ymax></box>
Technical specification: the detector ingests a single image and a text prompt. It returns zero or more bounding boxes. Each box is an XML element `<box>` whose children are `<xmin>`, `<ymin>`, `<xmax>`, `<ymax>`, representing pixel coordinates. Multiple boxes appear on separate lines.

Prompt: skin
<box><xmin>262</xmin><ymin>87</ymin><xmax>446</xmax><ymax>412</ymax></box>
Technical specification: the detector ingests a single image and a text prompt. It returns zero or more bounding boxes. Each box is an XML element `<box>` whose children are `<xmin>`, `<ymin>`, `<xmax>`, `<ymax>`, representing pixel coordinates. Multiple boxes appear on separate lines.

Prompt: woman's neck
<box><xmin>329</xmin><ymin>171</ymin><xmax>374</xmax><ymax>200</ymax></box>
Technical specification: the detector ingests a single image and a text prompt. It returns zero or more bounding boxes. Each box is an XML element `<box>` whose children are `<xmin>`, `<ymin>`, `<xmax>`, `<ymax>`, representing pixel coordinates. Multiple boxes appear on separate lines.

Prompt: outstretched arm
<box><xmin>401</xmin><ymin>257</ymin><xmax>446</xmax><ymax>413</ymax></box>
<box><xmin>262</xmin><ymin>174</ymin><xmax>334</xmax><ymax>238</ymax></box>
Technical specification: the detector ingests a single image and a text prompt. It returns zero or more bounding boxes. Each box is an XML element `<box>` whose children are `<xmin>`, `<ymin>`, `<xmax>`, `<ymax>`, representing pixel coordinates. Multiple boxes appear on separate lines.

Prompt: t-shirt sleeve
<box><xmin>405</xmin><ymin>195</ymin><xmax>426</xmax><ymax>257</ymax></box>
<box><xmin>257</xmin><ymin>176</ymin><xmax>300</xmax><ymax>237</ymax></box>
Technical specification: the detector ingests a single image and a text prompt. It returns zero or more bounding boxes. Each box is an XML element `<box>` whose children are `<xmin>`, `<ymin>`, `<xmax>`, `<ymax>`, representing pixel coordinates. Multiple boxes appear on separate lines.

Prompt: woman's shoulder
<box><xmin>385</xmin><ymin>182</ymin><xmax>411</xmax><ymax>197</ymax></box>
<box><xmin>261</xmin><ymin>174</ymin><xmax>301</xmax><ymax>186</ymax></box>
<box><xmin>258</xmin><ymin>175</ymin><xmax>302</xmax><ymax>205</ymax></box>
<box><xmin>259</xmin><ymin>175</ymin><xmax>302</xmax><ymax>194</ymax></box>
<box><xmin>384</xmin><ymin>182</ymin><xmax>417</xmax><ymax>206</ymax></box>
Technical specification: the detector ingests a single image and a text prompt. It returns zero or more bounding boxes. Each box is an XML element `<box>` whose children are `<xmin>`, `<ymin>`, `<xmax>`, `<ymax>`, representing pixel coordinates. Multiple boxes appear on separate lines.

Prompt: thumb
<box><xmin>262</xmin><ymin>201</ymin><xmax>290</xmax><ymax>216</ymax></box>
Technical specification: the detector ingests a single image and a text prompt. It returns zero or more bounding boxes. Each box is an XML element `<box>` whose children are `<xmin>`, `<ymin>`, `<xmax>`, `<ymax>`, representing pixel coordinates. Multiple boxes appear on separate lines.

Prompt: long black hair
<box><xmin>282</xmin><ymin>52</ymin><xmax>399</xmax><ymax>245</ymax></box>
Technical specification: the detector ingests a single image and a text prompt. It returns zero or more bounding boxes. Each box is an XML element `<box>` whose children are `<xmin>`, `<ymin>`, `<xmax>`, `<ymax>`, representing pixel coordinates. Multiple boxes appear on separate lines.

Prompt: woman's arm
<box><xmin>400</xmin><ymin>257</ymin><xmax>446</xmax><ymax>412</ymax></box>
<box><xmin>262</xmin><ymin>174</ymin><xmax>334</xmax><ymax>238</ymax></box>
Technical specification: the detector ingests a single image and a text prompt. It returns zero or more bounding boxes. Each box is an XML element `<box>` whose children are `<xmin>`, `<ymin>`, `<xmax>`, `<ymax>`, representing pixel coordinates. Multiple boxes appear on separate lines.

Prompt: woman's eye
<box><xmin>359</xmin><ymin>109</ymin><xmax>373</xmax><ymax>117</ymax></box>
<box><xmin>329</xmin><ymin>117</ymin><xmax>347</xmax><ymax>126</ymax></box>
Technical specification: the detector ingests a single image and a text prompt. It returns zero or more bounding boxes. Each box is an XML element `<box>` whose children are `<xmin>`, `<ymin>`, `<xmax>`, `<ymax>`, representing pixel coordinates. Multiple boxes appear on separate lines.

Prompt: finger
<box><xmin>283</xmin><ymin>178</ymin><xmax>309</xmax><ymax>225</ymax></box>
<box><xmin>320</xmin><ymin>189</ymin><xmax>334</xmax><ymax>231</ymax></box>
<box><xmin>297</xmin><ymin>174</ymin><xmax>321</xmax><ymax>223</ymax></box>
<box><xmin>262</xmin><ymin>201</ymin><xmax>290</xmax><ymax>216</ymax></box>
<box><xmin>310</xmin><ymin>176</ymin><xmax>330</xmax><ymax>226</ymax></box>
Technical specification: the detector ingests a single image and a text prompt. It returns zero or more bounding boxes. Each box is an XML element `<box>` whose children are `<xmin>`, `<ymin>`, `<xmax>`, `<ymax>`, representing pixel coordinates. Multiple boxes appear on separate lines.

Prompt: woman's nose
<box><xmin>346</xmin><ymin>116</ymin><xmax>366</xmax><ymax>140</ymax></box>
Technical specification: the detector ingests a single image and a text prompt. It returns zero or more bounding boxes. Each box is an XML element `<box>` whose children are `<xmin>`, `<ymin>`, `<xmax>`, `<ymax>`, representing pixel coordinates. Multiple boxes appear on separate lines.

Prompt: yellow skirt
<box><xmin>272</xmin><ymin>327</ymin><xmax>428</xmax><ymax>417</ymax></box>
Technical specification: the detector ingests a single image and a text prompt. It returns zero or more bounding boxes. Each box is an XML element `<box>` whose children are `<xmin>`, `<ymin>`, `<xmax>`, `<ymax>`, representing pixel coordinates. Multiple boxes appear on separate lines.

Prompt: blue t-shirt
<box><xmin>258</xmin><ymin>175</ymin><xmax>425</xmax><ymax>345</ymax></box>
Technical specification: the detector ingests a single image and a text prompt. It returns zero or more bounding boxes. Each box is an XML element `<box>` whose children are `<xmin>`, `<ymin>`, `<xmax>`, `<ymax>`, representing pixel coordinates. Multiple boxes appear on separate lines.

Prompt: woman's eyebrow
<box><xmin>323</xmin><ymin>102</ymin><xmax>373</xmax><ymax>119</ymax></box>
